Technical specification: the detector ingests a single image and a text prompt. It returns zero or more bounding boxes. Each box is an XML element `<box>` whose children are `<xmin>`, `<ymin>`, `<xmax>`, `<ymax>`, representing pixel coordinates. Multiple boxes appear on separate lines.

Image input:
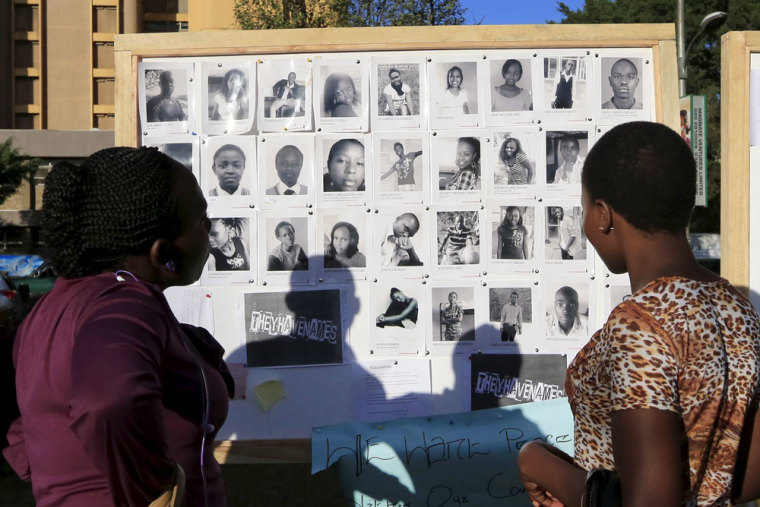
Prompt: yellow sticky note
<box><xmin>253</xmin><ymin>380</ymin><xmax>286</xmax><ymax>411</ymax></box>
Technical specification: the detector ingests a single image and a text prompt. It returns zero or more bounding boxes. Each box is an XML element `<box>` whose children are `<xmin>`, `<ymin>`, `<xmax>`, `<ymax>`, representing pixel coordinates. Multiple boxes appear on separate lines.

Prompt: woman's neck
<box><xmin>624</xmin><ymin>229</ymin><xmax>719</xmax><ymax>293</ymax></box>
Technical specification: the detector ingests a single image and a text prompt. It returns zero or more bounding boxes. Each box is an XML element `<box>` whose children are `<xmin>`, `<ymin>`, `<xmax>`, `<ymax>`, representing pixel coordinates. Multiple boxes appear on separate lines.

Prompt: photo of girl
<box><xmin>207</xmin><ymin>217</ymin><xmax>250</xmax><ymax>271</ymax></box>
<box><xmin>443</xmin><ymin>137</ymin><xmax>481</xmax><ymax>191</ymax></box>
<box><xmin>495</xmin><ymin>137</ymin><xmax>534</xmax><ymax>185</ymax></box>
<box><xmin>324</xmin><ymin>72</ymin><xmax>360</xmax><ymax>117</ymax></box>
<box><xmin>492</xmin><ymin>59</ymin><xmax>533</xmax><ymax>112</ymax></box>
<box><xmin>323</xmin><ymin>138</ymin><xmax>366</xmax><ymax>192</ymax></box>
<box><xmin>376</xmin><ymin>287</ymin><xmax>419</xmax><ymax>329</ymax></box>
<box><xmin>496</xmin><ymin>206</ymin><xmax>531</xmax><ymax>260</ymax></box>
<box><xmin>209</xmin><ymin>68</ymin><xmax>249</xmax><ymax>121</ymax></box>
<box><xmin>437</xmin><ymin>65</ymin><xmax>470</xmax><ymax>116</ymax></box>
<box><xmin>324</xmin><ymin>221</ymin><xmax>366</xmax><ymax>269</ymax></box>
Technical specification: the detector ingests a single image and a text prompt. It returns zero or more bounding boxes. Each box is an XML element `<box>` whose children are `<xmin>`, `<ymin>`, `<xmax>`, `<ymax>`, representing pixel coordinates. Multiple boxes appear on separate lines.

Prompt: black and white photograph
<box><xmin>202</xmin><ymin>214</ymin><xmax>255</xmax><ymax>286</ymax></box>
<box><xmin>486</xmin><ymin>51</ymin><xmax>535</xmax><ymax>126</ymax></box>
<box><xmin>435</xmin><ymin>210</ymin><xmax>481</xmax><ymax>267</ymax></box>
<box><xmin>490</xmin><ymin>203</ymin><xmax>536</xmax><ymax>267</ymax></box>
<box><xmin>544</xmin><ymin>204</ymin><xmax>587</xmax><ymax>264</ymax></box>
<box><xmin>201</xmin><ymin>59</ymin><xmax>254</xmax><ymax>136</ymax></box>
<box><xmin>431</xmin><ymin>286</ymin><xmax>475</xmax><ymax>342</ymax></box>
<box><xmin>545</xmin><ymin>129</ymin><xmax>589</xmax><ymax>186</ymax></box>
<box><xmin>314</xmin><ymin>58</ymin><xmax>369</xmax><ymax>132</ymax></box>
<box><xmin>374</xmin><ymin>207</ymin><xmax>428</xmax><ymax>277</ymax></box>
<box><xmin>242</xmin><ymin>288</ymin><xmax>344</xmax><ymax>367</ymax></box>
<box><xmin>257</xmin><ymin>57</ymin><xmax>312</xmax><ymax>132</ymax></box>
<box><xmin>258</xmin><ymin>134</ymin><xmax>314</xmax><ymax>209</ymax></box>
<box><xmin>373</xmin><ymin>132</ymin><xmax>428</xmax><ymax>205</ymax></box>
<box><xmin>318</xmin><ymin>208</ymin><xmax>369</xmax><ymax>281</ymax></box>
<box><xmin>596</xmin><ymin>52</ymin><xmax>651</xmax><ymax>122</ymax></box>
<box><xmin>371</xmin><ymin>56</ymin><xmax>426</xmax><ymax>130</ymax></box>
<box><xmin>258</xmin><ymin>211</ymin><xmax>315</xmax><ymax>285</ymax></box>
<box><xmin>265</xmin><ymin>216</ymin><xmax>310</xmax><ymax>272</ymax></box>
<box><xmin>317</xmin><ymin>134</ymin><xmax>370</xmax><ymax>207</ymax></box>
<box><xmin>370</xmin><ymin>282</ymin><xmax>425</xmax><ymax>356</ymax></box>
<box><xmin>202</xmin><ymin>135</ymin><xmax>256</xmax><ymax>203</ymax></box>
<box><xmin>487</xmin><ymin>129</ymin><xmax>540</xmax><ymax>194</ymax></box>
<box><xmin>471</xmin><ymin>353</ymin><xmax>567</xmax><ymax>410</ymax></box>
<box><xmin>542</xmin><ymin>53</ymin><xmax>590</xmax><ymax>119</ymax></box>
<box><xmin>430</xmin><ymin>132</ymin><xmax>485</xmax><ymax>203</ymax></box>
<box><xmin>486</xmin><ymin>285</ymin><xmax>535</xmax><ymax>345</ymax></box>
<box><xmin>428</xmin><ymin>55</ymin><xmax>485</xmax><ymax>129</ymax></box>
<box><xmin>138</xmin><ymin>61</ymin><xmax>194</xmax><ymax>134</ymax></box>
<box><xmin>543</xmin><ymin>280</ymin><xmax>592</xmax><ymax>343</ymax></box>
<box><xmin>141</xmin><ymin>135</ymin><xmax>199</xmax><ymax>181</ymax></box>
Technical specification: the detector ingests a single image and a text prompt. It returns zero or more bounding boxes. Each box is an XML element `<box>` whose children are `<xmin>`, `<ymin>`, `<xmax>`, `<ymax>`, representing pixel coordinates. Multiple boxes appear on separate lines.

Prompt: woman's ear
<box><xmin>596</xmin><ymin>199</ymin><xmax>614</xmax><ymax>233</ymax></box>
<box><xmin>150</xmin><ymin>239</ymin><xmax>179</xmax><ymax>273</ymax></box>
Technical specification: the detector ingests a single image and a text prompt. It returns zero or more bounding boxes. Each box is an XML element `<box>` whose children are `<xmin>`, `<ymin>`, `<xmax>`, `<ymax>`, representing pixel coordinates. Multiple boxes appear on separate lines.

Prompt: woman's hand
<box><xmin>522</xmin><ymin>481</ymin><xmax>564</xmax><ymax>507</ymax></box>
<box><xmin>518</xmin><ymin>441</ymin><xmax>585</xmax><ymax>507</ymax></box>
<box><xmin>519</xmin><ymin>443</ymin><xmax>565</xmax><ymax>507</ymax></box>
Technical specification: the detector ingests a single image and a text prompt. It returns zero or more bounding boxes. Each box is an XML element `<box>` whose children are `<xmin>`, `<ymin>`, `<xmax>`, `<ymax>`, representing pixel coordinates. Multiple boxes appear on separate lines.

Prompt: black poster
<box><xmin>243</xmin><ymin>289</ymin><xmax>343</xmax><ymax>367</ymax></box>
<box><xmin>470</xmin><ymin>353</ymin><xmax>566</xmax><ymax>411</ymax></box>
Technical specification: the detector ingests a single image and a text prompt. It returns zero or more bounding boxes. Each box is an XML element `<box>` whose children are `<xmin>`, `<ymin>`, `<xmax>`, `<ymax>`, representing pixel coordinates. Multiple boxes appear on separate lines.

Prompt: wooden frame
<box><xmin>114</xmin><ymin>24</ymin><xmax>678</xmax><ymax>464</ymax></box>
<box><xmin>720</xmin><ymin>31</ymin><xmax>760</xmax><ymax>289</ymax></box>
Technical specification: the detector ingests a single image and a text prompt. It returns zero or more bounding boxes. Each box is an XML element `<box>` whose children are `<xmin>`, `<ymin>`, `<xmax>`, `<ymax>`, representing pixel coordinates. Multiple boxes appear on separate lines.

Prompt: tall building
<box><xmin>0</xmin><ymin>0</ymin><xmax>236</xmax><ymax>252</ymax></box>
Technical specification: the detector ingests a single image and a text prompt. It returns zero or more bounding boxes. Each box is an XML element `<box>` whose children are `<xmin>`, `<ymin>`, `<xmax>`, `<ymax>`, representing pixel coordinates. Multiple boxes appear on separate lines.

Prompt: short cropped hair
<box><xmin>214</xmin><ymin>144</ymin><xmax>246</xmax><ymax>165</ymax></box>
<box><xmin>502</xmin><ymin>59</ymin><xmax>523</xmax><ymax>79</ymax></box>
<box><xmin>275</xmin><ymin>145</ymin><xmax>303</xmax><ymax>167</ymax></box>
<box><xmin>582</xmin><ymin>121</ymin><xmax>695</xmax><ymax>233</ymax></box>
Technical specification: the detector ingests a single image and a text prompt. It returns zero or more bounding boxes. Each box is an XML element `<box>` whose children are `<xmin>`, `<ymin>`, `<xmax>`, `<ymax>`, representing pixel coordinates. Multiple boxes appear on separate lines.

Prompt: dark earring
<box><xmin>165</xmin><ymin>260</ymin><xmax>176</xmax><ymax>272</ymax></box>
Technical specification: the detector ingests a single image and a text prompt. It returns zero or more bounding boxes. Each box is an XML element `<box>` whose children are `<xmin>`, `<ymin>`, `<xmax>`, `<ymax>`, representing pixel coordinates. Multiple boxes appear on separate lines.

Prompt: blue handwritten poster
<box><xmin>312</xmin><ymin>397</ymin><xmax>574</xmax><ymax>506</ymax></box>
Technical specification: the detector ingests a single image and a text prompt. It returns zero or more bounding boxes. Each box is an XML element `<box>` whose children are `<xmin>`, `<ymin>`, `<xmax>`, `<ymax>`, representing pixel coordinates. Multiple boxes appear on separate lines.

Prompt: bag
<box><xmin>583</xmin><ymin>468</ymin><xmax>621</xmax><ymax>507</ymax></box>
<box><xmin>149</xmin><ymin>463</ymin><xmax>186</xmax><ymax>507</ymax></box>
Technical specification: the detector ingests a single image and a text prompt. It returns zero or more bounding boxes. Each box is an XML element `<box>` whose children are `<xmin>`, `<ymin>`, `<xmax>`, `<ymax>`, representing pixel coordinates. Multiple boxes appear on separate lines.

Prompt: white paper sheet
<box><xmin>164</xmin><ymin>285</ymin><xmax>215</xmax><ymax>333</ymax></box>
<box><xmin>352</xmin><ymin>359</ymin><xmax>432</xmax><ymax>422</ymax></box>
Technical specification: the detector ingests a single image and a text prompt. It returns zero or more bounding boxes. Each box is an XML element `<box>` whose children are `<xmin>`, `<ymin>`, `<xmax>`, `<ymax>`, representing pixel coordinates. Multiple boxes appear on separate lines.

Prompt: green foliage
<box><xmin>233</xmin><ymin>0</ymin><xmax>465</xmax><ymax>29</ymax></box>
<box><xmin>349</xmin><ymin>0</ymin><xmax>465</xmax><ymax>26</ymax></box>
<box><xmin>233</xmin><ymin>0</ymin><xmax>351</xmax><ymax>30</ymax></box>
<box><xmin>556</xmin><ymin>0</ymin><xmax>754</xmax><ymax>233</ymax></box>
<box><xmin>0</xmin><ymin>139</ymin><xmax>37</xmax><ymax>207</ymax></box>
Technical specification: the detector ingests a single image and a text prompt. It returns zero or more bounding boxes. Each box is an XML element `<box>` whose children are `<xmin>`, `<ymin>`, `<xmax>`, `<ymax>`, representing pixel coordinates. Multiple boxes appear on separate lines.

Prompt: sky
<box><xmin>460</xmin><ymin>0</ymin><xmax>587</xmax><ymax>25</ymax></box>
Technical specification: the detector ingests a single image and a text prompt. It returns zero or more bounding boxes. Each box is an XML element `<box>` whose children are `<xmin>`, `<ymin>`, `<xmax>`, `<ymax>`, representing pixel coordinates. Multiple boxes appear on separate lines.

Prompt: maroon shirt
<box><xmin>4</xmin><ymin>273</ymin><xmax>230</xmax><ymax>507</ymax></box>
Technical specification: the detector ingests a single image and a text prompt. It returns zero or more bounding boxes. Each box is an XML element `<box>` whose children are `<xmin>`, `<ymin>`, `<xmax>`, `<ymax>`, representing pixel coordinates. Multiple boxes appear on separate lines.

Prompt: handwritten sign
<box><xmin>312</xmin><ymin>398</ymin><xmax>573</xmax><ymax>506</ymax></box>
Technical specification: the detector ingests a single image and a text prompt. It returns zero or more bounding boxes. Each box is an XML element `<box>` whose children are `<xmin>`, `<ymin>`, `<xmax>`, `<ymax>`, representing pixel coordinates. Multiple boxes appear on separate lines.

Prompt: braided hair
<box><xmin>43</xmin><ymin>146</ymin><xmax>183</xmax><ymax>278</ymax></box>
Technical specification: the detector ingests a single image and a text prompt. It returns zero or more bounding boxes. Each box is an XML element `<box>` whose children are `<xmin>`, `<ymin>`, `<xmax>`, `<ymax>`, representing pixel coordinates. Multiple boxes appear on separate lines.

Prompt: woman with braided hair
<box><xmin>3</xmin><ymin>147</ymin><xmax>232</xmax><ymax>507</ymax></box>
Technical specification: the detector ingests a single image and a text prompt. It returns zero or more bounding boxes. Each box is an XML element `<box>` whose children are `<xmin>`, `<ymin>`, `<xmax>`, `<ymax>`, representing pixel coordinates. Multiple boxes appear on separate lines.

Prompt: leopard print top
<box><xmin>566</xmin><ymin>276</ymin><xmax>760</xmax><ymax>505</ymax></box>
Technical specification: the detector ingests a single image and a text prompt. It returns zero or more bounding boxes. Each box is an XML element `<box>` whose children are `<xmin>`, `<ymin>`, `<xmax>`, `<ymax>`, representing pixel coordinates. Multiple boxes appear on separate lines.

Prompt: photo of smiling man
<box><xmin>209</xmin><ymin>143</ymin><xmax>250</xmax><ymax>196</ymax></box>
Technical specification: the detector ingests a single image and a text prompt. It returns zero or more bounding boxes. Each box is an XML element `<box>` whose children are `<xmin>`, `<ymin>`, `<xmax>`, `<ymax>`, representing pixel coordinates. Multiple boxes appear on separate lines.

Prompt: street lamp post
<box><xmin>676</xmin><ymin>4</ymin><xmax>727</xmax><ymax>97</ymax></box>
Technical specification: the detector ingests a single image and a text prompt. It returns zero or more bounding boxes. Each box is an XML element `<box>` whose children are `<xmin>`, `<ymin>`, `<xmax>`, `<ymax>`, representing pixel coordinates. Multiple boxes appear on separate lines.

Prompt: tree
<box><xmin>234</xmin><ymin>0</ymin><xmax>350</xmax><ymax>30</ymax></box>
<box><xmin>0</xmin><ymin>139</ymin><xmax>38</xmax><ymax>207</ymax></box>
<box><xmin>234</xmin><ymin>0</ymin><xmax>465</xmax><ymax>29</ymax></box>
<box><xmin>349</xmin><ymin>0</ymin><xmax>465</xmax><ymax>26</ymax></box>
<box><xmin>556</xmin><ymin>0</ymin><xmax>758</xmax><ymax>234</ymax></box>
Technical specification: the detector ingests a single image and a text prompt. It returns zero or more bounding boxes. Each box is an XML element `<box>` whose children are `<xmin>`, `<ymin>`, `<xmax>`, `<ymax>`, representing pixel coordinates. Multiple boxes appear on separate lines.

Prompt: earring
<box><xmin>165</xmin><ymin>260</ymin><xmax>176</xmax><ymax>272</ymax></box>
